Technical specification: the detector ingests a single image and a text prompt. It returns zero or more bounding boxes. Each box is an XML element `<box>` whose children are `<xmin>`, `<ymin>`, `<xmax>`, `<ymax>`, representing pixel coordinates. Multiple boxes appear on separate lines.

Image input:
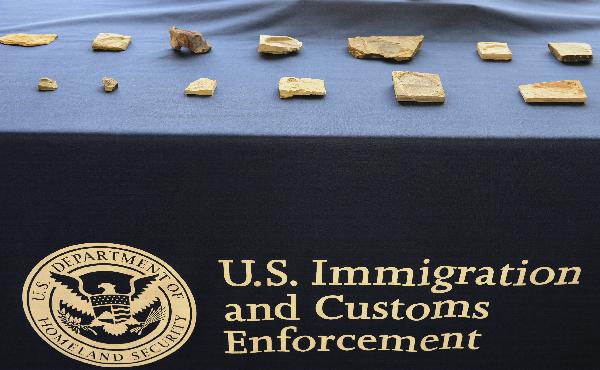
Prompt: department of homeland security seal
<box><xmin>22</xmin><ymin>243</ymin><xmax>196</xmax><ymax>367</ymax></box>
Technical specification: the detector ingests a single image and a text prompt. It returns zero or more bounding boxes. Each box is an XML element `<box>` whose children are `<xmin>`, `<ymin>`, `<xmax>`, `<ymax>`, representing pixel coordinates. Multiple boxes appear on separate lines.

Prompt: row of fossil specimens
<box><xmin>0</xmin><ymin>28</ymin><xmax>593</xmax><ymax>103</ymax></box>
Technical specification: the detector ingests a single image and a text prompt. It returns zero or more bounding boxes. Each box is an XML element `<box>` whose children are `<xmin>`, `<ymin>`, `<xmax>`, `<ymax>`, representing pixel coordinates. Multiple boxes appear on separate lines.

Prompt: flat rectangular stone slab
<box><xmin>185</xmin><ymin>78</ymin><xmax>217</xmax><ymax>96</ymax></box>
<box><xmin>519</xmin><ymin>80</ymin><xmax>587</xmax><ymax>103</ymax></box>
<box><xmin>0</xmin><ymin>33</ymin><xmax>57</xmax><ymax>46</ymax></box>
<box><xmin>548</xmin><ymin>42</ymin><xmax>592</xmax><ymax>63</ymax></box>
<box><xmin>348</xmin><ymin>35</ymin><xmax>424</xmax><ymax>62</ymax></box>
<box><xmin>259</xmin><ymin>35</ymin><xmax>302</xmax><ymax>54</ymax></box>
<box><xmin>477</xmin><ymin>42</ymin><xmax>512</xmax><ymax>61</ymax></box>
<box><xmin>92</xmin><ymin>33</ymin><xmax>132</xmax><ymax>51</ymax></box>
<box><xmin>392</xmin><ymin>71</ymin><xmax>445</xmax><ymax>103</ymax></box>
<box><xmin>279</xmin><ymin>77</ymin><xmax>326</xmax><ymax>99</ymax></box>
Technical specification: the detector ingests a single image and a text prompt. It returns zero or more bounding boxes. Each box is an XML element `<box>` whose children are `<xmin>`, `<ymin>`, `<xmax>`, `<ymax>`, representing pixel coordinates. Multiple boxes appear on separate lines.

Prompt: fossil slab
<box><xmin>348</xmin><ymin>35</ymin><xmax>424</xmax><ymax>62</ymax></box>
<box><xmin>102</xmin><ymin>77</ymin><xmax>118</xmax><ymax>92</ymax></box>
<box><xmin>392</xmin><ymin>71</ymin><xmax>445</xmax><ymax>103</ymax></box>
<box><xmin>0</xmin><ymin>33</ymin><xmax>57</xmax><ymax>46</ymax></box>
<box><xmin>519</xmin><ymin>80</ymin><xmax>587</xmax><ymax>103</ymax></box>
<box><xmin>477</xmin><ymin>42</ymin><xmax>512</xmax><ymax>61</ymax></box>
<box><xmin>278</xmin><ymin>77</ymin><xmax>326</xmax><ymax>99</ymax></box>
<box><xmin>185</xmin><ymin>78</ymin><xmax>217</xmax><ymax>96</ymax></box>
<box><xmin>92</xmin><ymin>33</ymin><xmax>132</xmax><ymax>51</ymax></box>
<box><xmin>38</xmin><ymin>77</ymin><xmax>58</xmax><ymax>91</ymax></box>
<box><xmin>548</xmin><ymin>42</ymin><xmax>593</xmax><ymax>63</ymax></box>
<box><xmin>258</xmin><ymin>35</ymin><xmax>302</xmax><ymax>54</ymax></box>
<box><xmin>169</xmin><ymin>27</ymin><xmax>211</xmax><ymax>54</ymax></box>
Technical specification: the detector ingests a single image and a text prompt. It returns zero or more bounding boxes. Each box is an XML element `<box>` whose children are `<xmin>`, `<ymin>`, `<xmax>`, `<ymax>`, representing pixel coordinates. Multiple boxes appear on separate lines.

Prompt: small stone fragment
<box><xmin>278</xmin><ymin>77</ymin><xmax>326</xmax><ymax>99</ymax></box>
<box><xmin>92</xmin><ymin>33</ymin><xmax>132</xmax><ymax>51</ymax></box>
<box><xmin>169</xmin><ymin>27</ymin><xmax>211</xmax><ymax>54</ymax></box>
<box><xmin>38</xmin><ymin>77</ymin><xmax>58</xmax><ymax>91</ymax></box>
<box><xmin>0</xmin><ymin>33</ymin><xmax>57</xmax><ymax>47</ymax></box>
<box><xmin>519</xmin><ymin>80</ymin><xmax>587</xmax><ymax>104</ymax></box>
<box><xmin>348</xmin><ymin>35</ymin><xmax>424</xmax><ymax>62</ymax></box>
<box><xmin>102</xmin><ymin>77</ymin><xmax>118</xmax><ymax>92</ymax></box>
<box><xmin>258</xmin><ymin>35</ymin><xmax>302</xmax><ymax>55</ymax></box>
<box><xmin>185</xmin><ymin>78</ymin><xmax>217</xmax><ymax>96</ymax></box>
<box><xmin>548</xmin><ymin>42</ymin><xmax>593</xmax><ymax>63</ymax></box>
<box><xmin>477</xmin><ymin>42</ymin><xmax>512</xmax><ymax>61</ymax></box>
<box><xmin>392</xmin><ymin>71</ymin><xmax>445</xmax><ymax>103</ymax></box>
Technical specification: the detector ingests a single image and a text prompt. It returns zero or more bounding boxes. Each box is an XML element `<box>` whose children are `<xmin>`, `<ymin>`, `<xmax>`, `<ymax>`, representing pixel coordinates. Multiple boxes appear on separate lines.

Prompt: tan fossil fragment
<box><xmin>477</xmin><ymin>42</ymin><xmax>512</xmax><ymax>61</ymax></box>
<box><xmin>0</xmin><ymin>33</ymin><xmax>57</xmax><ymax>46</ymax></box>
<box><xmin>185</xmin><ymin>78</ymin><xmax>217</xmax><ymax>96</ymax></box>
<box><xmin>548</xmin><ymin>42</ymin><xmax>592</xmax><ymax>63</ymax></box>
<box><xmin>258</xmin><ymin>35</ymin><xmax>302</xmax><ymax>54</ymax></box>
<box><xmin>102</xmin><ymin>77</ymin><xmax>118</xmax><ymax>92</ymax></box>
<box><xmin>347</xmin><ymin>35</ymin><xmax>424</xmax><ymax>62</ymax></box>
<box><xmin>38</xmin><ymin>77</ymin><xmax>58</xmax><ymax>91</ymax></box>
<box><xmin>169</xmin><ymin>27</ymin><xmax>211</xmax><ymax>54</ymax></box>
<box><xmin>392</xmin><ymin>71</ymin><xmax>445</xmax><ymax>103</ymax></box>
<box><xmin>278</xmin><ymin>77</ymin><xmax>326</xmax><ymax>99</ymax></box>
<box><xmin>92</xmin><ymin>33</ymin><xmax>132</xmax><ymax>51</ymax></box>
<box><xmin>519</xmin><ymin>80</ymin><xmax>587</xmax><ymax>104</ymax></box>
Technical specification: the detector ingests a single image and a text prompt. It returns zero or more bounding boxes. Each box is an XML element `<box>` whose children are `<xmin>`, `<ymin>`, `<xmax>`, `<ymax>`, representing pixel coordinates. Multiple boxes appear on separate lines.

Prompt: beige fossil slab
<box><xmin>258</xmin><ymin>35</ymin><xmax>302</xmax><ymax>54</ymax></box>
<box><xmin>38</xmin><ymin>77</ymin><xmax>58</xmax><ymax>91</ymax></box>
<box><xmin>392</xmin><ymin>71</ymin><xmax>445</xmax><ymax>103</ymax></box>
<box><xmin>278</xmin><ymin>77</ymin><xmax>326</xmax><ymax>99</ymax></box>
<box><xmin>477</xmin><ymin>42</ymin><xmax>512</xmax><ymax>61</ymax></box>
<box><xmin>169</xmin><ymin>27</ymin><xmax>211</xmax><ymax>54</ymax></box>
<box><xmin>92</xmin><ymin>33</ymin><xmax>132</xmax><ymax>51</ymax></box>
<box><xmin>0</xmin><ymin>33</ymin><xmax>57</xmax><ymax>46</ymax></box>
<box><xmin>102</xmin><ymin>77</ymin><xmax>118</xmax><ymax>92</ymax></box>
<box><xmin>348</xmin><ymin>35</ymin><xmax>424</xmax><ymax>62</ymax></box>
<box><xmin>548</xmin><ymin>42</ymin><xmax>593</xmax><ymax>63</ymax></box>
<box><xmin>185</xmin><ymin>78</ymin><xmax>217</xmax><ymax>96</ymax></box>
<box><xmin>519</xmin><ymin>80</ymin><xmax>587</xmax><ymax>103</ymax></box>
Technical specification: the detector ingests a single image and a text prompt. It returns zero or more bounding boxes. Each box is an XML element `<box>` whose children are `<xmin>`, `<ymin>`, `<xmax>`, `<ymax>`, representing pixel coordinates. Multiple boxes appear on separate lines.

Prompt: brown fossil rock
<box><xmin>278</xmin><ymin>77</ymin><xmax>326</xmax><ymax>99</ymax></box>
<box><xmin>477</xmin><ymin>42</ymin><xmax>512</xmax><ymax>61</ymax></box>
<box><xmin>92</xmin><ymin>33</ymin><xmax>132</xmax><ymax>51</ymax></box>
<box><xmin>519</xmin><ymin>80</ymin><xmax>587</xmax><ymax>104</ymax></box>
<box><xmin>185</xmin><ymin>78</ymin><xmax>217</xmax><ymax>96</ymax></box>
<box><xmin>38</xmin><ymin>77</ymin><xmax>58</xmax><ymax>91</ymax></box>
<box><xmin>258</xmin><ymin>35</ymin><xmax>302</xmax><ymax>54</ymax></box>
<box><xmin>169</xmin><ymin>27</ymin><xmax>211</xmax><ymax>54</ymax></box>
<box><xmin>348</xmin><ymin>35</ymin><xmax>424</xmax><ymax>62</ymax></box>
<box><xmin>548</xmin><ymin>42</ymin><xmax>593</xmax><ymax>63</ymax></box>
<box><xmin>0</xmin><ymin>33</ymin><xmax>57</xmax><ymax>46</ymax></box>
<box><xmin>392</xmin><ymin>71</ymin><xmax>445</xmax><ymax>103</ymax></box>
<box><xmin>102</xmin><ymin>77</ymin><xmax>118</xmax><ymax>92</ymax></box>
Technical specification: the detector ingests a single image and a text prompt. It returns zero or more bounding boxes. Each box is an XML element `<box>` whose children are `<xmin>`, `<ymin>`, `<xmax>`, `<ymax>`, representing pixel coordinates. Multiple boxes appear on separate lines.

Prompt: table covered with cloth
<box><xmin>1</xmin><ymin>0</ymin><xmax>599</xmax><ymax>369</ymax></box>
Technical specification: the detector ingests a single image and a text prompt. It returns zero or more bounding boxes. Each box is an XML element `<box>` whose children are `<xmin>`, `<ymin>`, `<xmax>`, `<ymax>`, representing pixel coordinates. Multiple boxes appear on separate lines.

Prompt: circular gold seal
<box><xmin>22</xmin><ymin>243</ymin><xmax>196</xmax><ymax>367</ymax></box>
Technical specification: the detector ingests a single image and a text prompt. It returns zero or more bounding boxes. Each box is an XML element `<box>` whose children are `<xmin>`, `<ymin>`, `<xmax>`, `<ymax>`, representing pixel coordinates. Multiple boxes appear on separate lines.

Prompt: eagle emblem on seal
<box><xmin>50</xmin><ymin>271</ymin><xmax>164</xmax><ymax>337</ymax></box>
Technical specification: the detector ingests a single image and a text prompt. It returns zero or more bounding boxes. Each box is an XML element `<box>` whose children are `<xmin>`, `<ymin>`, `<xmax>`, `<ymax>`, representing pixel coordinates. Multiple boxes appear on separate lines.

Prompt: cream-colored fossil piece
<box><xmin>348</xmin><ymin>35</ymin><xmax>424</xmax><ymax>62</ymax></box>
<box><xmin>92</xmin><ymin>33</ymin><xmax>132</xmax><ymax>51</ymax></box>
<box><xmin>38</xmin><ymin>77</ymin><xmax>58</xmax><ymax>91</ymax></box>
<box><xmin>258</xmin><ymin>35</ymin><xmax>302</xmax><ymax>54</ymax></box>
<box><xmin>477</xmin><ymin>42</ymin><xmax>512</xmax><ymax>61</ymax></box>
<box><xmin>519</xmin><ymin>80</ymin><xmax>587</xmax><ymax>103</ymax></box>
<box><xmin>548</xmin><ymin>42</ymin><xmax>592</xmax><ymax>63</ymax></box>
<box><xmin>185</xmin><ymin>78</ymin><xmax>217</xmax><ymax>96</ymax></box>
<box><xmin>0</xmin><ymin>33</ymin><xmax>57</xmax><ymax>46</ymax></box>
<box><xmin>278</xmin><ymin>77</ymin><xmax>326</xmax><ymax>99</ymax></box>
<box><xmin>102</xmin><ymin>77</ymin><xmax>118</xmax><ymax>92</ymax></box>
<box><xmin>392</xmin><ymin>71</ymin><xmax>445</xmax><ymax>103</ymax></box>
<box><xmin>169</xmin><ymin>27</ymin><xmax>211</xmax><ymax>54</ymax></box>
